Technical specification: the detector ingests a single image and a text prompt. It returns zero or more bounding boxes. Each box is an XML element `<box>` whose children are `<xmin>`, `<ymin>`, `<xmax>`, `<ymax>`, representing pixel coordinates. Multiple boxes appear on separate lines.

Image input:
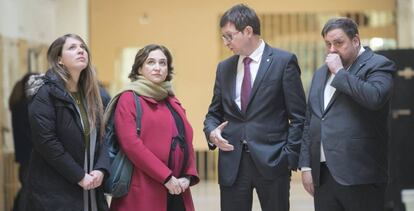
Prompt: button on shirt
<box><xmin>235</xmin><ymin>40</ymin><xmax>265</xmax><ymax>109</ymax></box>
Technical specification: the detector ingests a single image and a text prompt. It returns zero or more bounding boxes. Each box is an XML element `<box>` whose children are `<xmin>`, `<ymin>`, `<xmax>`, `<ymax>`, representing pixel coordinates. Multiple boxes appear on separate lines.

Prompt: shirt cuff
<box><xmin>300</xmin><ymin>167</ymin><xmax>312</xmax><ymax>171</ymax></box>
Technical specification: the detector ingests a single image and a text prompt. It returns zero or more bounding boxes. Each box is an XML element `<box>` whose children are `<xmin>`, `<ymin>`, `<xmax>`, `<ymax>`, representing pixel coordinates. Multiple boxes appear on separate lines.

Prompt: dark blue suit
<box><xmin>204</xmin><ymin>44</ymin><xmax>306</xmax><ymax>210</ymax></box>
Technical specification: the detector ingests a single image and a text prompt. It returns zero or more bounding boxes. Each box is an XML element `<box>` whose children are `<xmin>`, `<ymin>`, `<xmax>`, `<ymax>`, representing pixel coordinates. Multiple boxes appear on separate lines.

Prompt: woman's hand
<box><xmin>164</xmin><ymin>176</ymin><xmax>182</xmax><ymax>195</ymax></box>
<box><xmin>177</xmin><ymin>177</ymin><xmax>190</xmax><ymax>192</ymax></box>
<box><xmin>90</xmin><ymin>170</ymin><xmax>104</xmax><ymax>189</ymax></box>
<box><xmin>78</xmin><ymin>173</ymin><xmax>94</xmax><ymax>190</ymax></box>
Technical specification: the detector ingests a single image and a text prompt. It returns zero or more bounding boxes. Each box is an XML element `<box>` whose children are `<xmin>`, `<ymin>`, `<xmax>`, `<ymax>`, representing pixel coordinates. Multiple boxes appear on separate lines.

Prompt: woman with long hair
<box><xmin>25</xmin><ymin>34</ymin><xmax>109</xmax><ymax>211</ymax></box>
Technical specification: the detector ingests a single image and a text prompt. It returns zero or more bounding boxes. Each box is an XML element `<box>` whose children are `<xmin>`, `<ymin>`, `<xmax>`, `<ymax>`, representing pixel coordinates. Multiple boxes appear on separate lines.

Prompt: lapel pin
<box><xmin>266</xmin><ymin>58</ymin><xmax>270</xmax><ymax>62</ymax></box>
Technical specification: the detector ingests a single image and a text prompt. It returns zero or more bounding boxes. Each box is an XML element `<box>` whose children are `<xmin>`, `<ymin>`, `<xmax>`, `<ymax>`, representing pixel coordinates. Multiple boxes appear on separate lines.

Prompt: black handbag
<box><xmin>104</xmin><ymin>92</ymin><xmax>142</xmax><ymax>198</ymax></box>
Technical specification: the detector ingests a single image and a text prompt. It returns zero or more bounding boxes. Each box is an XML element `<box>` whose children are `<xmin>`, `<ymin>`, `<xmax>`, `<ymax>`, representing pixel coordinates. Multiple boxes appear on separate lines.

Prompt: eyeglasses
<box><xmin>221</xmin><ymin>31</ymin><xmax>241</xmax><ymax>42</ymax></box>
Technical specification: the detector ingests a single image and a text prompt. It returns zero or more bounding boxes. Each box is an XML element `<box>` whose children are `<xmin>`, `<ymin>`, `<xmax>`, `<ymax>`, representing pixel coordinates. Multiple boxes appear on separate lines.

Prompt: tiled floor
<box><xmin>191</xmin><ymin>172</ymin><xmax>314</xmax><ymax>211</ymax></box>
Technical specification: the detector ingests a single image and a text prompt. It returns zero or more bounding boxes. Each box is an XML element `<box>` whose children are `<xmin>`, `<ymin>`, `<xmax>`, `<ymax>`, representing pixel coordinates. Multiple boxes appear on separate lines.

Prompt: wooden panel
<box><xmin>38</xmin><ymin>45</ymin><xmax>49</xmax><ymax>73</ymax></box>
<box><xmin>1</xmin><ymin>36</ymin><xmax>21</xmax><ymax>211</ymax></box>
<box><xmin>17</xmin><ymin>39</ymin><xmax>28</xmax><ymax>75</ymax></box>
<box><xmin>0</xmin><ymin>34</ymin><xmax>5</xmax><ymax>211</ymax></box>
<box><xmin>4</xmin><ymin>153</ymin><xmax>19</xmax><ymax>211</ymax></box>
<box><xmin>196</xmin><ymin>150</ymin><xmax>218</xmax><ymax>181</ymax></box>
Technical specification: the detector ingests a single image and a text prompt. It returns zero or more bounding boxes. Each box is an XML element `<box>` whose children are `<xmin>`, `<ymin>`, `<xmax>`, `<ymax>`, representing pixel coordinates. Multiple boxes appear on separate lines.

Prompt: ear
<box><xmin>138</xmin><ymin>67</ymin><xmax>143</xmax><ymax>75</ymax></box>
<box><xmin>244</xmin><ymin>26</ymin><xmax>254</xmax><ymax>36</ymax></box>
<box><xmin>58</xmin><ymin>57</ymin><xmax>63</xmax><ymax>65</ymax></box>
<box><xmin>352</xmin><ymin>34</ymin><xmax>361</xmax><ymax>47</ymax></box>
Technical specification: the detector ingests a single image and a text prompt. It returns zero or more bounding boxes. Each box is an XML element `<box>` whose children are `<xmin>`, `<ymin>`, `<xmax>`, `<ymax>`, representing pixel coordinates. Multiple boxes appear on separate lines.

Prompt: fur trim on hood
<box><xmin>25</xmin><ymin>73</ymin><xmax>45</xmax><ymax>99</ymax></box>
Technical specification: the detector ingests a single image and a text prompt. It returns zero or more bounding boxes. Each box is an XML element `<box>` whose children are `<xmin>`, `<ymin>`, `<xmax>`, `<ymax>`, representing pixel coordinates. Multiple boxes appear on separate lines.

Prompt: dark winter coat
<box><xmin>25</xmin><ymin>70</ymin><xmax>110</xmax><ymax>211</ymax></box>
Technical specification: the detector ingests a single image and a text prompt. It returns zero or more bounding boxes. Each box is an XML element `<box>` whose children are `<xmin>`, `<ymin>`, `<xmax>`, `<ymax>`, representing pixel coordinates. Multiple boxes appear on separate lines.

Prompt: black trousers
<box><xmin>220</xmin><ymin>151</ymin><xmax>290</xmax><ymax>211</ymax></box>
<box><xmin>315</xmin><ymin>162</ymin><xmax>386</xmax><ymax>211</ymax></box>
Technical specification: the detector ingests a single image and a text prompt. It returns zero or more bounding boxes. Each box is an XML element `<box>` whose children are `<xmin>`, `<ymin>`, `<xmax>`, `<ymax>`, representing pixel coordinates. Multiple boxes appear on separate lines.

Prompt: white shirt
<box><xmin>234</xmin><ymin>40</ymin><xmax>265</xmax><ymax>109</ymax></box>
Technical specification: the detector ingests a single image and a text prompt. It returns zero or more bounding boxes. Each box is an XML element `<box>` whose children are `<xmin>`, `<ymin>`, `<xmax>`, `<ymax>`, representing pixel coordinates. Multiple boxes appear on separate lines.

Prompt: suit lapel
<box><xmin>248</xmin><ymin>44</ymin><xmax>272</xmax><ymax>108</ymax></box>
<box><xmin>348</xmin><ymin>47</ymin><xmax>372</xmax><ymax>76</ymax></box>
<box><xmin>323</xmin><ymin>89</ymin><xmax>339</xmax><ymax>115</ymax></box>
<box><xmin>226</xmin><ymin>56</ymin><xmax>242</xmax><ymax>114</ymax></box>
<box><xmin>319</xmin><ymin>66</ymin><xmax>329</xmax><ymax>114</ymax></box>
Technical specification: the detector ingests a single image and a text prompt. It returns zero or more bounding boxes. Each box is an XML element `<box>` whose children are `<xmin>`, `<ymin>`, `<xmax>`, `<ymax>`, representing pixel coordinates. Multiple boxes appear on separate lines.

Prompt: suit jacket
<box><xmin>299</xmin><ymin>47</ymin><xmax>396</xmax><ymax>186</ymax></box>
<box><xmin>204</xmin><ymin>44</ymin><xmax>306</xmax><ymax>186</ymax></box>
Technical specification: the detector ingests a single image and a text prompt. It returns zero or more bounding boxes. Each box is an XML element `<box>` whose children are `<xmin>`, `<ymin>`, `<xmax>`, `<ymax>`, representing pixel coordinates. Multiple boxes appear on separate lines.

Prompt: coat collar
<box><xmin>347</xmin><ymin>46</ymin><xmax>373</xmax><ymax>75</ymax></box>
<box><xmin>44</xmin><ymin>70</ymin><xmax>74</xmax><ymax>104</ymax></box>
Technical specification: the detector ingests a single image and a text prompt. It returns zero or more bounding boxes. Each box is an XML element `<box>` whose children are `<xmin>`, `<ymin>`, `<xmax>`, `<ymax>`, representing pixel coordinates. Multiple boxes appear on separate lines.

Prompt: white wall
<box><xmin>55</xmin><ymin>0</ymin><xmax>89</xmax><ymax>43</ymax></box>
<box><xmin>397</xmin><ymin>0</ymin><xmax>414</xmax><ymax>48</ymax></box>
<box><xmin>0</xmin><ymin>0</ymin><xmax>88</xmax><ymax>43</ymax></box>
<box><xmin>0</xmin><ymin>0</ymin><xmax>88</xmax><ymax>152</ymax></box>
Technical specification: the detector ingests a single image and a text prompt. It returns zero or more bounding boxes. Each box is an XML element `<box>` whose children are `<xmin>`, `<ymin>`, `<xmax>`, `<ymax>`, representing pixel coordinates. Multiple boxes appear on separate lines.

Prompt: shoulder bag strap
<box><xmin>166</xmin><ymin>101</ymin><xmax>189</xmax><ymax>176</ymax></box>
<box><xmin>132</xmin><ymin>92</ymin><xmax>142</xmax><ymax>136</ymax></box>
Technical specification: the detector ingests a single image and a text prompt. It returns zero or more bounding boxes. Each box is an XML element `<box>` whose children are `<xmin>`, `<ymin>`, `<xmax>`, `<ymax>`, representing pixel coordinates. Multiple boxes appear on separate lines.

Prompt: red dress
<box><xmin>109</xmin><ymin>92</ymin><xmax>199</xmax><ymax>211</ymax></box>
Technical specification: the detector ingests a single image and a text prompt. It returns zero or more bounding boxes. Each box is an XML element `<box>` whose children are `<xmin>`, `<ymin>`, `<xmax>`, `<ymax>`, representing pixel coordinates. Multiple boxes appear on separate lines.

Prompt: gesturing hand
<box><xmin>209</xmin><ymin>121</ymin><xmax>234</xmax><ymax>151</ymax></box>
<box><xmin>164</xmin><ymin>176</ymin><xmax>182</xmax><ymax>195</ymax></box>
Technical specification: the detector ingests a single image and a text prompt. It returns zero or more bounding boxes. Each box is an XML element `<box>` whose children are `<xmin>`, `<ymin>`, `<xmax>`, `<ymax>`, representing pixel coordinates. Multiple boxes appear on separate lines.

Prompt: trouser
<box><xmin>220</xmin><ymin>151</ymin><xmax>290</xmax><ymax>211</ymax></box>
<box><xmin>315</xmin><ymin>162</ymin><xmax>386</xmax><ymax>211</ymax></box>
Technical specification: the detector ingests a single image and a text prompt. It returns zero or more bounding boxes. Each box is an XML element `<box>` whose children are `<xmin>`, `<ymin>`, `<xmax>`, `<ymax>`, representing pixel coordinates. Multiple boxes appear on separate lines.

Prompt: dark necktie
<box><xmin>241</xmin><ymin>57</ymin><xmax>253</xmax><ymax>113</ymax></box>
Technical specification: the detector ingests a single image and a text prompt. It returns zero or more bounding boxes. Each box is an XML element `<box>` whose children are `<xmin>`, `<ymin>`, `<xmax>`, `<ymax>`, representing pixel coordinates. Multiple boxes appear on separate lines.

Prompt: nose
<box><xmin>153</xmin><ymin>62</ymin><xmax>161</xmax><ymax>71</ymax></box>
<box><xmin>77</xmin><ymin>47</ymin><xmax>85</xmax><ymax>55</ymax></box>
<box><xmin>328</xmin><ymin>45</ymin><xmax>337</xmax><ymax>53</ymax></box>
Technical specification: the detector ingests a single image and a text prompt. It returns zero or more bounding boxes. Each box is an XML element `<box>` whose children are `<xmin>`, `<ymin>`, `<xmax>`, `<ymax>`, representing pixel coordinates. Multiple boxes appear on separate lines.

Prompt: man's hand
<box><xmin>325</xmin><ymin>53</ymin><xmax>343</xmax><ymax>74</ymax></box>
<box><xmin>164</xmin><ymin>176</ymin><xmax>182</xmax><ymax>195</ymax></box>
<box><xmin>301</xmin><ymin>170</ymin><xmax>315</xmax><ymax>196</ymax></box>
<box><xmin>209</xmin><ymin>121</ymin><xmax>234</xmax><ymax>151</ymax></box>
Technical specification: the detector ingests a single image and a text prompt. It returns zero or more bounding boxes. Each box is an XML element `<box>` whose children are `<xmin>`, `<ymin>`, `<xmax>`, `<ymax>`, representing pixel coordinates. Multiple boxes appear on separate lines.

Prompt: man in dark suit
<box><xmin>203</xmin><ymin>4</ymin><xmax>306</xmax><ymax>211</ymax></box>
<box><xmin>299</xmin><ymin>17</ymin><xmax>396</xmax><ymax>211</ymax></box>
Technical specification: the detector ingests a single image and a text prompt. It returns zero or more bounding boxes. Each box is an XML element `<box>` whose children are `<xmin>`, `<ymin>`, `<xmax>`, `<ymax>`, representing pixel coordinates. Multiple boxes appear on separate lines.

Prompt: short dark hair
<box><xmin>321</xmin><ymin>17</ymin><xmax>359</xmax><ymax>39</ymax></box>
<box><xmin>220</xmin><ymin>4</ymin><xmax>261</xmax><ymax>35</ymax></box>
<box><xmin>129</xmin><ymin>44</ymin><xmax>174</xmax><ymax>81</ymax></box>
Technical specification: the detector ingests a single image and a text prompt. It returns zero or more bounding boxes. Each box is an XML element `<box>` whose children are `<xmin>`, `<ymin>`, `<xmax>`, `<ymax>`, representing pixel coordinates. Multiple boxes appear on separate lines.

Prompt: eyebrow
<box><xmin>326</xmin><ymin>37</ymin><xmax>344</xmax><ymax>43</ymax></box>
<box><xmin>146</xmin><ymin>58</ymin><xmax>167</xmax><ymax>61</ymax></box>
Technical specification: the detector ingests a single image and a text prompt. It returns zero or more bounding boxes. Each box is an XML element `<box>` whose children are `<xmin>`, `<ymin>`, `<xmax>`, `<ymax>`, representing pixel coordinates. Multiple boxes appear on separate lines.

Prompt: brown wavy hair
<box><xmin>128</xmin><ymin>44</ymin><xmax>174</xmax><ymax>82</ymax></box>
